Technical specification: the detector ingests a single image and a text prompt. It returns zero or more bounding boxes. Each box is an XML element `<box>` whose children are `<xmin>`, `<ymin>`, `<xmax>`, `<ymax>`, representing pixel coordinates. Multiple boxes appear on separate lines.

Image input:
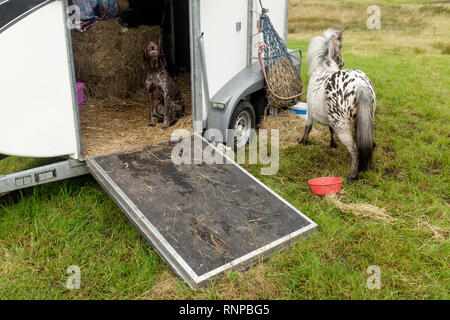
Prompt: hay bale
<box><xmin>266</xmin><ymin>56</ymin><xmax>304</xmax><ymax>109</ymax></box>
<box><xmin>71</xmin><ymin>19</ymin><xmax>161</xmax><ymax>99</ymax></box>
<box><xmin>79</xmin><ymin>73</ymin><xmax>193</xmax><ymax>157</ymax></box>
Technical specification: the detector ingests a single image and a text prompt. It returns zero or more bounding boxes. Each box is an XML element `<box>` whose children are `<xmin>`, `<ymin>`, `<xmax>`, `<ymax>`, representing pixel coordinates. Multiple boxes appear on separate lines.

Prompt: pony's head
<box><xmin>307</xmin><ymin>28</ymin><xmax>345</xmax><ymax>75</ymax></box>
<box><xmin>324</xmin><ymin>28</ymin><xmax>344</xmax><ymax>68</ymax></box>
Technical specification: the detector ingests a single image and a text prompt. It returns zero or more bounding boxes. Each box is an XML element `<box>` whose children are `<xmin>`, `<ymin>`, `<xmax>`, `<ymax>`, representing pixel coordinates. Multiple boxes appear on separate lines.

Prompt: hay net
<box><xmin>257</xmin><ymin>5</ymin><xmax>303</xmax><ymax>109</ymax></box>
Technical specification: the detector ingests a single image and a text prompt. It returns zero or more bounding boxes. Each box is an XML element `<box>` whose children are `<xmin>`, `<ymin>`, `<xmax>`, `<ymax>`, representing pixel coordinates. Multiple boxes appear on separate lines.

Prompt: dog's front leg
<box><xmin>148</xmin><ymin>91</ymin><xmax>155</xmax><ymax>127</ymax></box>
<box><xmin>162</xmin><ymin>94</ymin><xmax>169</xmax><ymax>129</ymax></box>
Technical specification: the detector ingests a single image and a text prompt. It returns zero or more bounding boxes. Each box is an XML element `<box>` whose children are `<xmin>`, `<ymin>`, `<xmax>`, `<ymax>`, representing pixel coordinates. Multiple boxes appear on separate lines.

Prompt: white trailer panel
<box><xmin>200</xmin><ymin>0</ymin><xmax>249</xmax><ymax>98</ymax></box>
<box><xmin>0</xmin><ymin>0</ymin><xmax>80</xmax><ymax>159</ymax></box>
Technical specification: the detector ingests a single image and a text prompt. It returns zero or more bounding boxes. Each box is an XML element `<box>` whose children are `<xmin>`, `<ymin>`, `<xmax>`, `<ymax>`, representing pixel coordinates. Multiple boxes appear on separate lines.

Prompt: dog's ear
<box><xmin>143</xmin><ymin>46</ymin><xmax>149</xmax><ymax>62</ymax></box>
<box><xmin>159</xmin><ymin>52</ymin><xmax>166</xmax><ymax>69</ymax></box>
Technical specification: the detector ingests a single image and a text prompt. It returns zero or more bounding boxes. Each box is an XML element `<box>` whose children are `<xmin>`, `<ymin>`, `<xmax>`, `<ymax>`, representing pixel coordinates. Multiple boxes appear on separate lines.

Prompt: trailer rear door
<box><xmin>87</xmin><ymin>135</ymin><xmax>317</xmax><ymax>288</ymax></box>
<box><xmin>0</xmin><ymin>0</ymin><xmax>81</xmax><ymax>159</ymax></box>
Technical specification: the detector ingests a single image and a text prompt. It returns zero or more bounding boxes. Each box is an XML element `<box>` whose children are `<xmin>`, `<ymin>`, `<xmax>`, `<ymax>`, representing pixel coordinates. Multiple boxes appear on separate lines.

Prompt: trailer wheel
<box><xmin>229</xmin><ymin>100</ymin><xmax>256</xmax><ymax>149</ymax></box>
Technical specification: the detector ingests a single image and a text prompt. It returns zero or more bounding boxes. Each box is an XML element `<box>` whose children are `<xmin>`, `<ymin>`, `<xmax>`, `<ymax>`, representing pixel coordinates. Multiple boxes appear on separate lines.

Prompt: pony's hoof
<box><xmin>330</xmin><ymin>141</ymin><xmax>338</xmax><ymax>148</ymax></box>
<box><xmin>347</xmin><ymin>175</ymin><xmax>358</xmax><ymax>183</ymax></box>
<box><xmin>148</xmin><ymin>122</ymin><xmax>155</xmax><ymax>127</ymax></box>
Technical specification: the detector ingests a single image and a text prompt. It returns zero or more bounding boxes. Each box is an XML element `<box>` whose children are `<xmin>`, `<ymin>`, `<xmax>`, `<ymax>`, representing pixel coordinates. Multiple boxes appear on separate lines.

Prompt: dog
<box><xmin>143</xmin><ymin>40</ymin><xmax>185</xmax><ymax>129</ymax></box>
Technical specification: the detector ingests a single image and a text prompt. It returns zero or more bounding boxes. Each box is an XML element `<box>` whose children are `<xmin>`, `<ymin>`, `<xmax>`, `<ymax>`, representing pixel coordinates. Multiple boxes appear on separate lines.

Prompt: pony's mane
<box><xmin>307</xmin><ymin>28</ymin><xmax>340</xmax><ymax>75</ymax></box>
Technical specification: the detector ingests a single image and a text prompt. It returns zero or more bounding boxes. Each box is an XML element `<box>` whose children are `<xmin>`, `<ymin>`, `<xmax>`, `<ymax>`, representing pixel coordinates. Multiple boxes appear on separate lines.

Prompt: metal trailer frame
<box><xmin>0</xmin><ymin>0</ymin><xmax>300</xmax><ymax>194</ymax></box>
<box><xmin>0</xmin><ymin>158</ymin><xmax>89</xmax><ymax>197</ymax></box>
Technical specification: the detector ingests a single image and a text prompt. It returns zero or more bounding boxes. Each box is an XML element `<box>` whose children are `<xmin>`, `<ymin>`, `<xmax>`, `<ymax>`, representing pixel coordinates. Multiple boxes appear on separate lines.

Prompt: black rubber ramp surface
<box><xmin>88</xmin><ymin>136</ymin><xmax>317</xmax><ymax>287</ymax></box>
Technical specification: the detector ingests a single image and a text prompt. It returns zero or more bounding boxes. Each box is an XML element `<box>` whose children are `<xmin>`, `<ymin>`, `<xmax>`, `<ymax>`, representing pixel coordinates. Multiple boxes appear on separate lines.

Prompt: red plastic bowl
<box><xmin>308</xmin><ymin>177</ymin><xmax>344</xmax><ymax>195</ymax></box>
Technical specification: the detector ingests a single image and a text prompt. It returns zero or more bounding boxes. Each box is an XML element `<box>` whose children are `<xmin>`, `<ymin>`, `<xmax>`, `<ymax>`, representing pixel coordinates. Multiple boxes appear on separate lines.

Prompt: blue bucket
<box><xmin>288</xmin><ymin>102</ymin><xmax>308</xmax><ymax>116</ymax></box>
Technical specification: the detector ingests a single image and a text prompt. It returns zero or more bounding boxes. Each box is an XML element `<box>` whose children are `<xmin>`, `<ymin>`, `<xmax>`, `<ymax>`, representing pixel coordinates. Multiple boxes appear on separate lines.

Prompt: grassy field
<box><xmin>0</xmin><ymin>0</ymin><xmax>449</xmax><ymax>299</ymax></box>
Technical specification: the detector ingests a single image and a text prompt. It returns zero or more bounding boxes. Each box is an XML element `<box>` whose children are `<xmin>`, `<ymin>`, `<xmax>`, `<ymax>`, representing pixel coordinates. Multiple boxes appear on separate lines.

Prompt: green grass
<box><xmin>0</xmin><ymin>1</ymin><xmax>449</xmax><ymax>299</ymax></box>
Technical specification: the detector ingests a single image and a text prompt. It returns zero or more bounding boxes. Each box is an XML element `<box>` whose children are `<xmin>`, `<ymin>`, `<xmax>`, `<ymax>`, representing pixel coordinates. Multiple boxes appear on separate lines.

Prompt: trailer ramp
<box><xmin>87</xmin><ymin>135</ymin><xmax>317</xmax><ymax>288</ymax></box>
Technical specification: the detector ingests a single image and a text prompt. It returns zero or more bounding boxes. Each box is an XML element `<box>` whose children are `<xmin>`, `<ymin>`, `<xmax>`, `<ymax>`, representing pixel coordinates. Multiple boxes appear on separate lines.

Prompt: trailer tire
<box><xmin>229</xmin><ymin>100</ymin><xmax>256</xmax><ymax>149</ymax></box>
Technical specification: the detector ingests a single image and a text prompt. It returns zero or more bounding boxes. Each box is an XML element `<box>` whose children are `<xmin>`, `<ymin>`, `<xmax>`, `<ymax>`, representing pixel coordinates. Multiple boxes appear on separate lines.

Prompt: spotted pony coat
<box><xmin>300</xmin><ymin>29</ymin><xmax>376</xmax><ymax>181</ymax></box>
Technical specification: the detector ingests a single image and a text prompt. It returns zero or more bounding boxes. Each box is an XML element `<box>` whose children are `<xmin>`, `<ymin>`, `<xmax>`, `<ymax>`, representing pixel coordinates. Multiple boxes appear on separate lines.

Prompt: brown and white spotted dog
<box><xmin>300</xmin><ymin>29</ymin><xmax>376</xmax><ymax>181</ymax></box>
<box><xmin>143</xmin><ymin>41</ymin><xmax>185</xmax><ymax>129</ymax></box>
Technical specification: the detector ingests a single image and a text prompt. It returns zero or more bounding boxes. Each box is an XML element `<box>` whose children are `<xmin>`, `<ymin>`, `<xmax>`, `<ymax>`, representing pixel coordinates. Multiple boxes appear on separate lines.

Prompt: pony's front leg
<box><xmin>336</xmin><ymin>131</ymin><xmax>359</xmax><ymax>182</ymax></box>
<box><xmin>299</xmin><ymin>117</ymin><xmax>313</xmax><ymax>145</ymax></box>
<box><xmin>329</xmin><ymin>127</ymin><xmax>338</xmax><ymax>148</ymax></box>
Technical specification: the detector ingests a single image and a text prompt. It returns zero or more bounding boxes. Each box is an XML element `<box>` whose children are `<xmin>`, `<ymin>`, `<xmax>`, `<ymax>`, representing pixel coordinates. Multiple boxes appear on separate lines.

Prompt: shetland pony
<box><xmin>300</xmin><ymin>29</ymin><xmax>376</xmax><ymax>181</ymax></box>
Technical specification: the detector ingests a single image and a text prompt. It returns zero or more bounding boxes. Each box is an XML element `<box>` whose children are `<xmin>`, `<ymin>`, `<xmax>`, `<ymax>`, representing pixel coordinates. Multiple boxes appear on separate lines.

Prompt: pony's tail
<box><xmin>356</xmin><ymin>86</ymin><xmax>376</xmax><ymax>172</ymax></box>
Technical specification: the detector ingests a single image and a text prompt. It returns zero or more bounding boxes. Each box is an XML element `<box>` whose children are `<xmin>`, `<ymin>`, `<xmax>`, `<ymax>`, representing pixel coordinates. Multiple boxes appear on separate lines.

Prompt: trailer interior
<box><xmin>72</xmin><ymin>0</ymin><xmax>192</xmax><ymax>157</ymax></box>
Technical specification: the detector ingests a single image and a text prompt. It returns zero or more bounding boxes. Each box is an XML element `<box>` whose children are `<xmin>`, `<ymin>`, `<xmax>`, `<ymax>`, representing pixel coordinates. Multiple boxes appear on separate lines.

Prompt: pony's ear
<box><xmin>337</xmin><ymin>30</ymin><xmax>344</xmax><ymax>41</ymax></box>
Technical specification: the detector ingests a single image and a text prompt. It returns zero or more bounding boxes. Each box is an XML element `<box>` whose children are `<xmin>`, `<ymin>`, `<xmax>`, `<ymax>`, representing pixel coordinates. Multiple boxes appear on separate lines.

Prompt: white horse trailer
<box><xmin>0</xmin><ymin>0</ymin><xmax>316</xmax><ymax>288</ymax></box>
